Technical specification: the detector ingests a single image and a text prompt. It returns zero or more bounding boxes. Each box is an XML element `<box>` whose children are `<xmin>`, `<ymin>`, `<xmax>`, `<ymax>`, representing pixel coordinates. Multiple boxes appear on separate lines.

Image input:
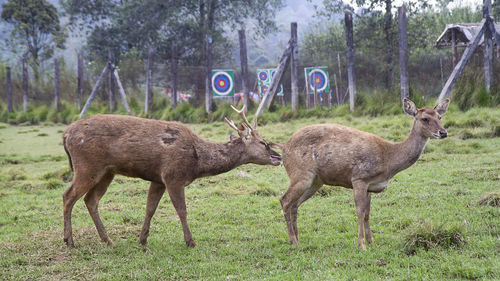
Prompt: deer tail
<box><xmin>63</xmin><ymin>134</ymin><xmax>74</xmax><ymax>172</ymax></box>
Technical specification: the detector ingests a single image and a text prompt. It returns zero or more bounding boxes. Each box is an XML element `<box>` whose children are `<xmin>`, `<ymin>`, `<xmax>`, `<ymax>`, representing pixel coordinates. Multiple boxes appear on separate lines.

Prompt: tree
<box><xmin>61</xmin><ymin>0</ymin><xmax>284</xmax><ymax>64</ymax></box>
<box><xmin>1</xmin><ymin>0</ymin><xmax>66</xmax><ymax>81</ymax></box>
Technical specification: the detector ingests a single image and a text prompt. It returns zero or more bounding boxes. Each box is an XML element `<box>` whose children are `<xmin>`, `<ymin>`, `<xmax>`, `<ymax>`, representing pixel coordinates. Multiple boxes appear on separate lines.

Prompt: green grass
<box><xmin>0</xmin><ymin>107</ymin><xmax>499</xmax><ymax>280</ymax></box>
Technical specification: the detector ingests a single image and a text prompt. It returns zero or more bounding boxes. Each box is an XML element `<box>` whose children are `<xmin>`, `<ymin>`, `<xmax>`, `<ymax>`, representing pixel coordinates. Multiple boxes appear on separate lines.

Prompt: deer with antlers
<box><xmin>62</xmin><ymin>106</ymin><xmax>281</xmax><ymax>247</ymax></box>
<box><xmin>279</xmin><ymin>98</ymin><xmax>450</xmax><ymax>249</ymax></box>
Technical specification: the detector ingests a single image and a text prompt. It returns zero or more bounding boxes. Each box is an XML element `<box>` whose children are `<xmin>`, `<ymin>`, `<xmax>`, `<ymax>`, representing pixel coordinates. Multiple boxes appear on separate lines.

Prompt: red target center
<box><xmin>315</xmin><ymin>77</ymin><xmax>321</xmax><ymax>84</ymax></box>
<box><xmin>218</xmin><ymin>80</ymin><xmax>226</xmax><ymax>87</ymax></box>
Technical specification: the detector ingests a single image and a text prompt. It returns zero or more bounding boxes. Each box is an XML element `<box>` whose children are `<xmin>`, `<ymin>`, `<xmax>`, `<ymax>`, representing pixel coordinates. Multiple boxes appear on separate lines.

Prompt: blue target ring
<box><xmin>259</xmin><ymin>71</ymin><xmax>268</xmax><ymax>81</ymax></box>
<box><xmin>212</xmin><ymin>72</ymin><xmax>233</xmax><ymax>95</ymax></box>
<box><xmin>309</xmin><ymin>69</ymin><xmax>327</xmax><ymax>92</ymax></box>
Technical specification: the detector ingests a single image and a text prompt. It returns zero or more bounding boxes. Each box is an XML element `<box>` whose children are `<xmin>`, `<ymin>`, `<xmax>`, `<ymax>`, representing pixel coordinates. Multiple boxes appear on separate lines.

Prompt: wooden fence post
<box><xmin>80</xmin><ymin>63</ymin><xmax>110</xmax><ymax>118</ymax></box>
<box><xmin>438</xmin><ymin>19</ymin><xmax>487</xmax><ymax>101</ymax></box>
<box><xmin>334</xmin><ymin>73</ymin><xmax>339</xmax><ymax>105</ymax></box>
<box><xmin>6</xmin><ymin>66</ymin><xmax>12</xmax><ymax>113</ymax></box>
<box><xmin>345</xmin><ymin>12</ymin><xmax>356</xmax><ymax>112</ymax></box>
<box><xmin>54</xmin><ymin>58</ymin><xmax>60</xmax><ymax>110</ymax></box>
<box><xmin>238</xmin><ymin>29</ymin><xmax>249</xmax><ymax>112</ymax></box>
<box><xmin>111</xmin><ymin>65</ymin><xmax>131</xmax><ymax>115</ymax></box>
<box><xmin>398</xmin><ymin>5</ymin><xmax>409</xmax><ymax>104</ymax></box>
<box><xmin>22</xmin><ymin>58</ymin><xmax>28</xmax><ymax>112</ymax></box>
<box><xmin>255</xmin><ymin>37</ymin><xmax>296</xmax><ymax>116</ymax></box>
<box><xmin>171</xmin><ymin>41</ymin><xmax>178</xmax><ymax>109</ymax></box>
<box><xmin>483</xmin><ymin>0</ymin><xmax>492</xmax><ymax>93</ymax></box>
<box><xmin>108</xmin><ymin>50</ymin><xmax>115</xmax><ymax>112</ymax></box>
<box><xmin>145</xmin><ymin>45</ymin><xmax>154</xmax><ymax>113</ymax></box>
<box><xmin>205</xmin><ymin>35</ymin><xmax>213</xmax><ymax>113</ymax></box>
<box><xmin>290</xmin><ymin>22</ymin><xmax>299</xmax><ymax>112</ymax></box>
<box><xmin>77</xmin><ymin>52</ymin><xmax>83</xmax><ymax>110</ymax></box>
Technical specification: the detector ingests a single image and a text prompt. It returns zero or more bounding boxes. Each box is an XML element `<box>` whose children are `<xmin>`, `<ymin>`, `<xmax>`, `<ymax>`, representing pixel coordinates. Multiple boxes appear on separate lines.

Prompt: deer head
<box><xmin>225</xmin><ymin>105</ymin><xmax>282</xmax><ymax>166</ymax></box>
<box><xmin>403</xmin><ymin>98</ymin><xmax>449</xmax><ymax>139</ymax></box>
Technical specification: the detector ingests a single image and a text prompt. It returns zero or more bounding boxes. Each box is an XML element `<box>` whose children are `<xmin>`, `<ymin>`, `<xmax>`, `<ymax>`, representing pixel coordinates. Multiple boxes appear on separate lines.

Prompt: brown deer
<box><xmin>279</xmin><ymin>98</ymin><xmax>450</xmax><ymax>250</ymax></box>
<box><xmin>62</xmin><ymin>106</ymin><xmax>281</xmax><ymax>247</ymax></box>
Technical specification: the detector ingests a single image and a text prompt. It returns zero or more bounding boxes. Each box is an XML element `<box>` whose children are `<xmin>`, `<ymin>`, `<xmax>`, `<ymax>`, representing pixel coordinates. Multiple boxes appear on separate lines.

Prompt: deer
<box><xmin>62</xmin><ymin>105</ymin><xmax>281</xmax><ymax>248</ymax></box>
<box><xmin>279</xmin><ymin>98</ymin><xmax>450</xmax><ymax>250</ymax></box>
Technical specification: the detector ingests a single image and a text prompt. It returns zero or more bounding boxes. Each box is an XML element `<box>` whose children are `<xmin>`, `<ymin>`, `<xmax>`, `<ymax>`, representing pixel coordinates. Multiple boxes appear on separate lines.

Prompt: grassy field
<box><xmin>0</xmin><ymin>107</ymin><xmax>499</xmax><ymax>280</ymax></box>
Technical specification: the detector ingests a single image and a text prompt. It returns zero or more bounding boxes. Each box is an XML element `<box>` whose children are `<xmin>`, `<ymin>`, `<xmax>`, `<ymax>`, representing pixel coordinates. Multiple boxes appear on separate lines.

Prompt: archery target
<box><xmin>258</xmin><ymin>70</ymin><xmax>268</xmax><ymax>82</ymax></box>
<box><xmin>212</xmin><ymin>70</ymin><xmax>234</xmax><ymax>96</ymax></box>
<box><xmin>309</xmin><ymin>69</ymin><xmax>328</xmax><ymax>92</ymax></box>
<box><xmin>262</xmin><ymin>85</ymin><xmax>269</xmax><ymax>94</ymax></box>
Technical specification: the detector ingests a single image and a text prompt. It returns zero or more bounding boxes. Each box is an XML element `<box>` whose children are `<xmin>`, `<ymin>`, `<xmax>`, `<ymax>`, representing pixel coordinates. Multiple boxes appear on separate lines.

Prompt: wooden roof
<box><xmin>435</xmin><ymin>23</ymin><xmax>500</xmax><ymax>49</ymax></box>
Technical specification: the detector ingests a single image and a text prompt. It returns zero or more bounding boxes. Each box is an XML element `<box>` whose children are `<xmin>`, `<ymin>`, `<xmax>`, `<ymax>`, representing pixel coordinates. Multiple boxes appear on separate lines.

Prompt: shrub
<box><xmin>44</xmin><ymin>178</ymin><xmax>64</xmax><ymax>189</ymax></box>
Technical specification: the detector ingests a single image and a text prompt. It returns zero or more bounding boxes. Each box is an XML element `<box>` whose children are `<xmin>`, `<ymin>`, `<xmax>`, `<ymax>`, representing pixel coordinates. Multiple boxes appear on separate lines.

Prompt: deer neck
<box><xmin>387</xmin><ymin>121</ymin><xmax>428</xmax><ymax>175</ymax></box>
<box><xmin>194</xmin><ymin>139</ymin><xmax>246</xmax><ymax>177</ymax></box>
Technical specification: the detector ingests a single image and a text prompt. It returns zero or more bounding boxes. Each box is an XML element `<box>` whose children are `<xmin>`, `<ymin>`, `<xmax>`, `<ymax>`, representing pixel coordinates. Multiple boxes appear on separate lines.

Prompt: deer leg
<box><xmin>139</xmin><ymin>182</ymin><xmax>166</xmax><ymax>246</ymax></box>
<box><xmin>292</xmin><ymin>181</ymin><xmax>323</xmax><ymax>241</ymax></box>
<box><xmin>364</xmin><ymin>193</ymin><xmax>373</xmax><ymax>244</ymax></box>
<box><xmin>353</xmin><ymin>180</ymin><xmax>369</xmax><ymax>250</ymax></box>
<box><xmin>83</xmin><ymin>173</ymin><xmax>114</xmax><ymax>246</ymax></box>
<box><xmin>62</xmin><ymin>171</ymin><xmax>96</xmax><ymax>247</ymax></box>
<box><xmin>165</xmin><ymin>182</ymin><xmax>195</xmax><ymax>247</ymax></box>
<box><xmin>280</xmin><ymin>177</ymin><xmax>314</xmax><ymax>244</ymax></box>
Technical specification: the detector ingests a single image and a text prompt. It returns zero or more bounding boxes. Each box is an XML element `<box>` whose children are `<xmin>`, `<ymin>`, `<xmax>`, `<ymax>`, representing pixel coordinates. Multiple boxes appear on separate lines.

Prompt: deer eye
<box><xmin>260</xmin><ymin>141</ymin><xmax>269</xmax><ymax>148</ymax></box>
<box><xmin>421</xmin><ymin>118</ymin><xmax>429</xmax><ymax>124</ymax></box>
<box><xmin>438</xmin><ymin>116</ymin><xmax>442</xmax><ymax>120</ymax></box>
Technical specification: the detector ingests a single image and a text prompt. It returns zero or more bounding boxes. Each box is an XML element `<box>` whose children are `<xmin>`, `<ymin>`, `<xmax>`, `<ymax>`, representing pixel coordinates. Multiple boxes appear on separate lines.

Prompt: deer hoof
<box><xmin>64</xmin><ymin>238</ymin><xmax>75</xmax><ymax>248</ymax></box>
<box><xmin>186</xmin><ymin>240</ymin><xmax>196</xmax><ymax>248</ymax></box>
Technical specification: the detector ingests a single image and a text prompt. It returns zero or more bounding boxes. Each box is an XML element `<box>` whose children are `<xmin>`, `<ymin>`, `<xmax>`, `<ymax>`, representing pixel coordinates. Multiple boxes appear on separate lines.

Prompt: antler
<box><xmin>224</xmin><ymin>117</ymin><xmax>239</xmax><ymax>132</ymax></box>
<box><xmin>230</xmin><ymin>105</ymin><xmax>257</xmax><ymax>131</ymax></box>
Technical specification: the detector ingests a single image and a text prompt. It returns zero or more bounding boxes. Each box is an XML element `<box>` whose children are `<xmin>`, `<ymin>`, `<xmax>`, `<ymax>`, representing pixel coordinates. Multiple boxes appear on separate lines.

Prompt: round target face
<box><xmin>258</xmin><ymin>71</ymin><xmax>268</xmax><ymax>81</ymax></box>
<box><xmin>212</xmin><ymin>71</ymin><xmax>233</xmax><ymax>96</ymax></box>
<box><xmin>261</xmin><ymin>85</ymin><xmax>269</xmax><ymax>94</ymax></box>
<box><xmin>309</xmin><ymin>69</ymin><xmax>328</xmax><ymax>92</ymax></box>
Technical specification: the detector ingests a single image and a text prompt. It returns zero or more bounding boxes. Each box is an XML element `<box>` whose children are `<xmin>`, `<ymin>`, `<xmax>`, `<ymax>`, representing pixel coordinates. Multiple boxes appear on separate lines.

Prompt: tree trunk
<box><xmin>345</xmin><ymin>12</ymin><xmax>357</xmax><ymax>112</ymax></box>
<box><xmin>239</xmin><ymin>29</ymin><xmax>249</xmax><ymax>112</ymax></box>
<box><xmin>77</xmin><ymin>52</ymin><xmax>83</xmax><ymax>110</ymax></box>
<box><xmin>384</xmin><ymin>0</ymin><xmax>394</xmax><ymax>89</ymax></box>
<box><xmin>451</xmin><ymin>29</ymin><xmax>458</xmax><ymax>68</ymax></box>
<box><xmin>22</xmin><ymin>59</ymin><xmax>28</xmax><ymax>113</ymax></box>
<box><xmin>290</xmin><ymin>22</ymin><xmax>299</xmax><ymax>112</ymax></box>
<box><xmin>171</xmin><ymin>41</ymin><xmax>178</xmax><ymax>109</ymax></box>
<box><xmin>6</xmin><ymin>67</ymin><xmax>12</xmax><ymax>113</ymax></box>
<box><xmin>398</xmin><ymin>5</ymin><xmax>409</xmax><ymax>104</ymax></box>
<box><xmin>54</xmin><ymin>58</ymin><xmax>60</xmax><ymax>110</ymax></box>
<box><xmin>108</xmin><ymin>50</ymin><xmax>115</xmax><ymax>112</ymax></box>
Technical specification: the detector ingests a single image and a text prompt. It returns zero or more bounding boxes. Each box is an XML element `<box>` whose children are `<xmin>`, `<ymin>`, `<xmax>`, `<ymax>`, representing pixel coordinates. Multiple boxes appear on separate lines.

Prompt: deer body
<box><xmin>280</xmin><ymin>99</ymin><xmax>450</xmax><ymax>249</ymax></box>
<box><xmin>63</xmin><ymin>110</ymin><xmax>280</xmax><ymax>248</ymax></box>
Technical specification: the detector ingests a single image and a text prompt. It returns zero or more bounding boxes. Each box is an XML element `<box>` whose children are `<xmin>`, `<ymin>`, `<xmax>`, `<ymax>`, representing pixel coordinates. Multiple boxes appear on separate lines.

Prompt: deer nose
<box><xmin>439</xmin><ymin>130</ymin><xmax>447</xmax><ymax>138</ymax></box>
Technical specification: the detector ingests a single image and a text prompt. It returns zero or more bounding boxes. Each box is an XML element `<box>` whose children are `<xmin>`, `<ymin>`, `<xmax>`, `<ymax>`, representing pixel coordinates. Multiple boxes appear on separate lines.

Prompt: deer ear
<box><xmin>434</xmin><ymin>98</ymin><xmax>450</xmax><ymax>115</ymax></box>
<box><xmin>229</xmin><ymin>133</ymin><xmax>237</xmax><ymax>141</ymax></box>
<box><xmin>237</xmin><ymin>122</ymin><xmax>249</xmax><ymax>138</ymax></box>
<box><xmin>403</xmin><ymin>98</ymin><xmax>417</xmax><ymax>117</ymax></box>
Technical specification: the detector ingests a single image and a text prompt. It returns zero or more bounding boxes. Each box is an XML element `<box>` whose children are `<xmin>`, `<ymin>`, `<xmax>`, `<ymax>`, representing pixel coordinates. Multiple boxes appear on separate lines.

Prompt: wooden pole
<box><xmin>108</xmin><ymin>50</ymin><xmax>115</xmax><ymax>112</ymax></box>
<box><xmin>440</xmin><ymin>52</ymin><xmax>444</xmax><ymax>87</ymax></box>
<box><xmin>145</xmin><ymin>45</ymin><xmax>154</xmax><ymax>113</ymax></box>
<box><xmin>290</xmin><ymin>22</ymin><xmax>299</xmax><ymax>112</ymax></box>
<box><xmin>111</xmin><ymin>65</ymin><xmax>131</xmax><ymax>115</ymax></box>
<box><xmin>305</xmin><ymin>84</ymin><xmax>310</xmax><ymax>109</ymax></box>
<box><xmin>398</xmin><ymin>5</ymin><xmax>409</xmax><ymax>104</ymax></box>
<box><xmin>483</xmin><ymin>0</ymin><xmax>492</xmax><ymax>93</ymax></box>
<box><xmin>171</xmin><ymin>41</ymin><xmax>178</xmax><ymax>109</ymax></box>
<box><xmin>337</xmin><ymin>53</ymin><xmax>342</xmax><ymax>94</ymax></box>
<box><xmin>80</xmin><ymin>63</ymin><xmax>110</xmax><ymax>118</ymax></box>
<box><xmin>334</xmin><ymin>73</ymin><xmax>340</xmax><ymax>105</ymax></box>
<box><xmin>77</xmin><ymin>52</ymin><xmax>83</xmax><ymax>110</ymax></box>
<box><xmin>451</xmin><ymin>29</ymin><xmax>458</xmax><ymax>68</ymax></box>
<box><xmin>22</xmin><ymin>58</ymin><xmax>28</xmax><ymax>113</ymax></box>
<box><xmin>238</xmin><ymin>29</ymin><xmax>249</xmax><ymax>112</ymax></box>
<box><xmin>6</xmin><ymin>66</ymin><xmax>12</xmax><ymax>113</ymax></box>
<box><xmin>255</xmin><ymin>37</ymin><xmax>296</xmax><ymax>116</ymax></box>
<box><xmin>54</xmin><ymin>58</ymin><xmax>60</xmax><ymax>110</ymax></box>
<box><xmin>438</xmin><ymin>19</ymin><xmax>487</xmax><ymax>101</ymax></box>
<box><xmin>205</xmin><ymin>35</ymin><xmax>213</xmax><ymax>113</ymax></box>
<box><xmin>313</xmin><ymin>84</ymin><xmax>318</xmax><ymax>107</ymax></box>
<box><xmin>345</xmin><ymin>12</ymin><xmax>356</xmax><ymax>112</ymax></box>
